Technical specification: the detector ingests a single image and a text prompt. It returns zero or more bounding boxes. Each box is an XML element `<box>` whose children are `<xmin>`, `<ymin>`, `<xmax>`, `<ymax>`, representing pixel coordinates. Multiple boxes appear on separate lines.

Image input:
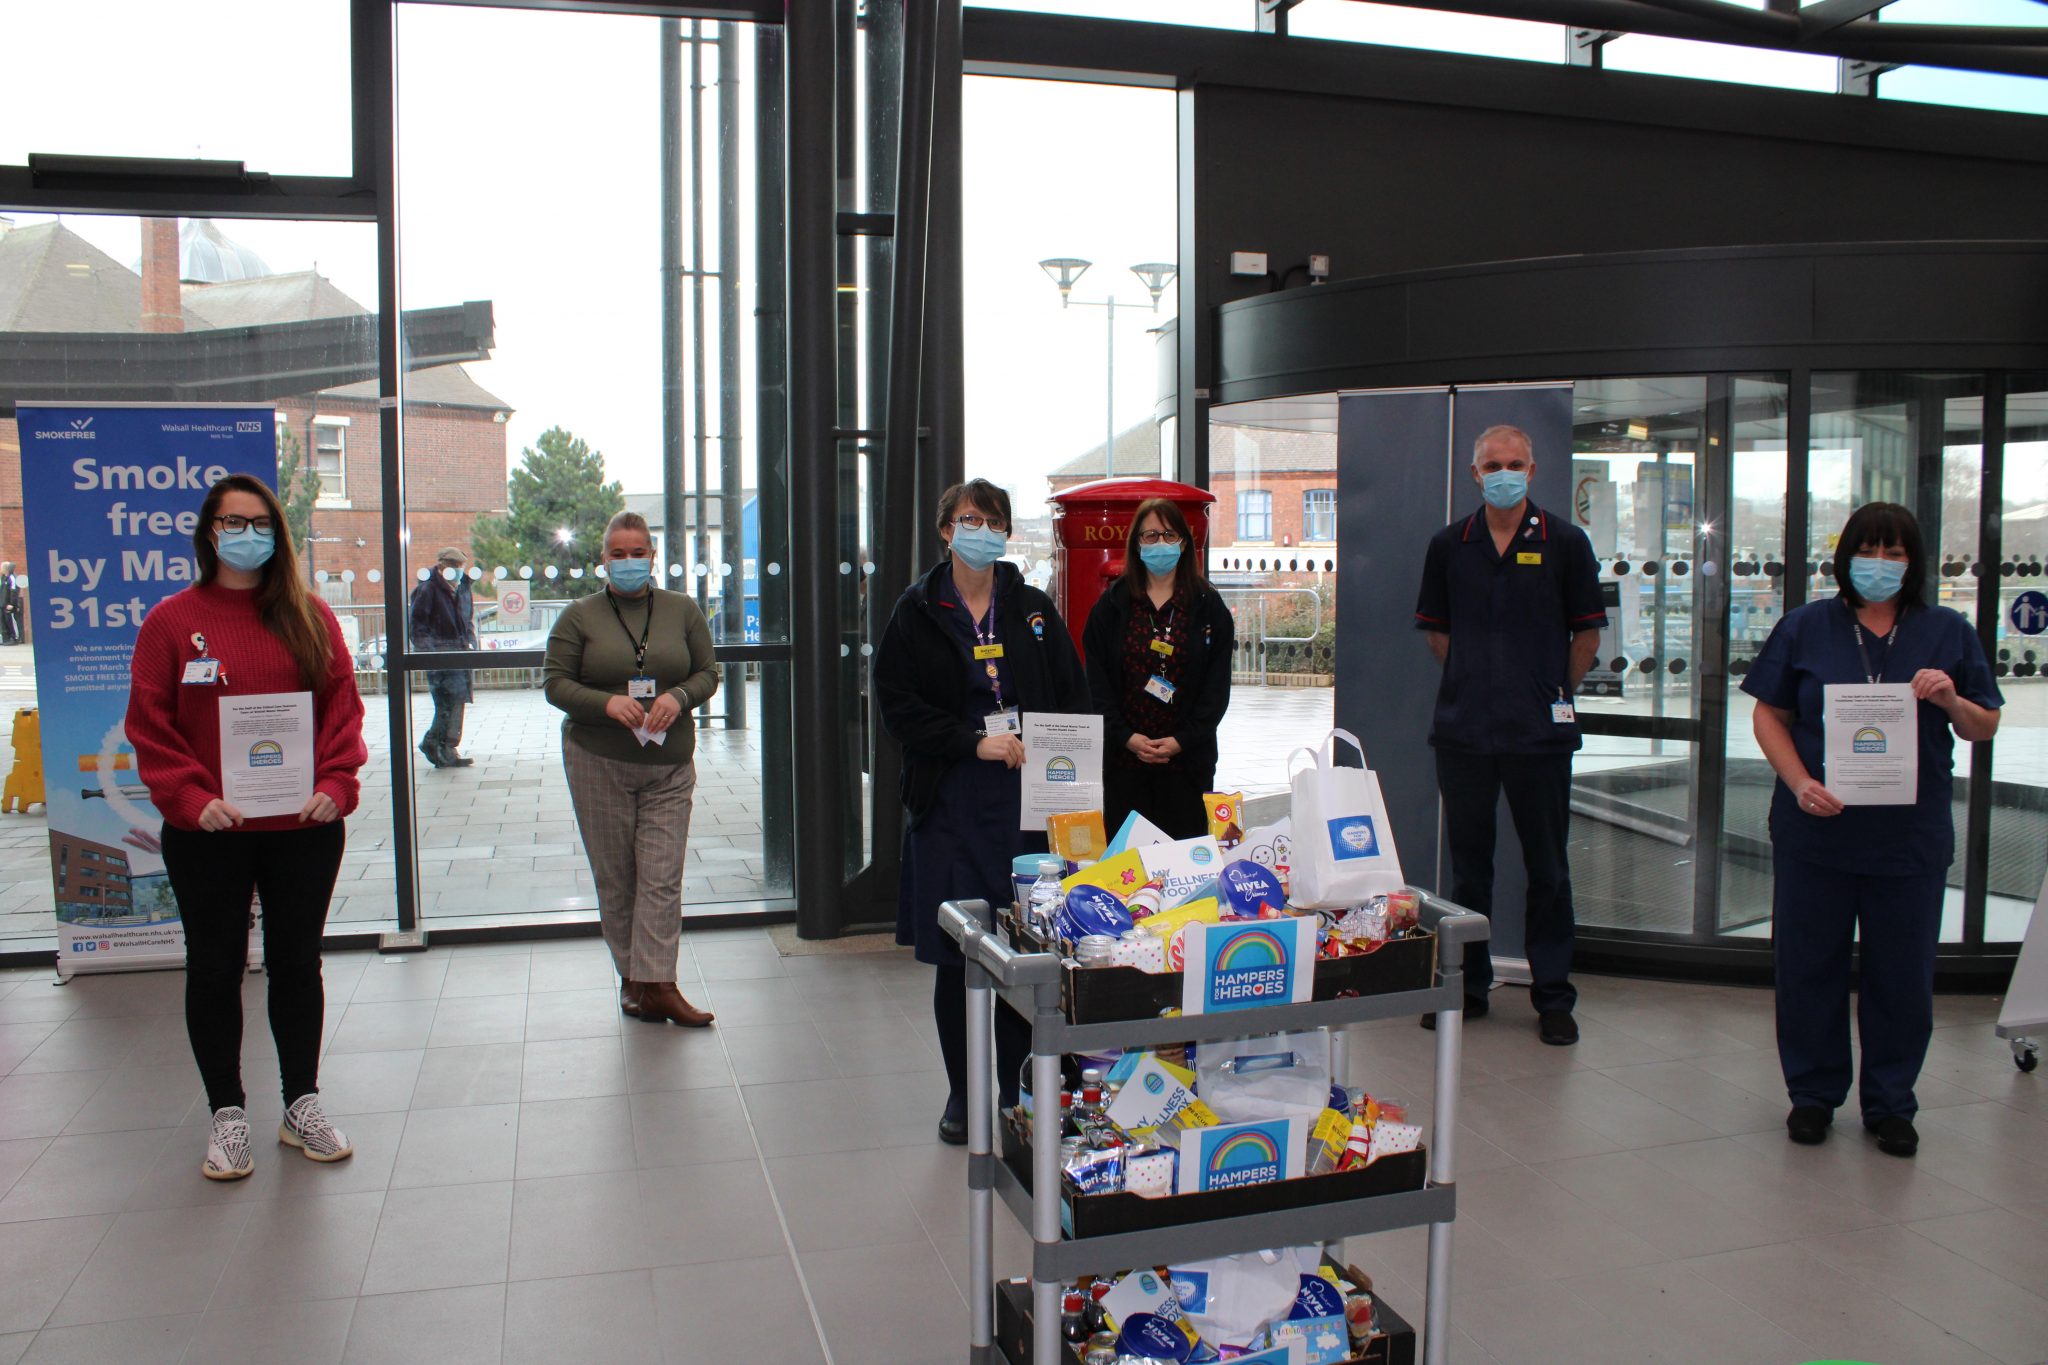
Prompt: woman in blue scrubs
<box><xmin>1743</xmin><ymin>503</ymin><xmax>2001</xmax><ymax>1157</ymax></box>
<box><xmin>876</xmin><ymin>479</ymin><xmax>1089</xmax><ymax>1144</ymax></box>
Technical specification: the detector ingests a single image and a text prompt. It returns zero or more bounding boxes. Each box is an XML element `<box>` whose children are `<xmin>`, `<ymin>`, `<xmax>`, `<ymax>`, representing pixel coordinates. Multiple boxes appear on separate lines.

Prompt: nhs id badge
<box><xmin>983</xmin><ymin>707</ymin><xmax>1021</xmax><ymax>738</ymax></box>
<box><xmin>628</xmin><ymin>676</ymin><xmax>658</xmax><ymax>701</ymax></box>
<box><xmin>1144</xmin><ymin>675</ymin><xmax>1177</xmax><ymax>704</ymax></box>
<box><xmin>1551</xmin><ymin>700</ymin><xmax>1576</xmax><ymax>724</ymax></box>
<box><xmin>182</xmin><ymin>658</ymin><xmax>220</xmax><ymax>686</ymax></box>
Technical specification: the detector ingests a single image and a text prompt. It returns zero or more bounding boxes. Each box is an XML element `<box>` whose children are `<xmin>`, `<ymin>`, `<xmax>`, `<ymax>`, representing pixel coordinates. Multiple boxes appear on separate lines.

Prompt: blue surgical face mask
<box><xmin>1480</xmin><ymin>469</ymin><xmax>1528</xmax><ymax>510</ymax></box>
<box><xmin>950</xmin><ymin>524</ymin><xmax>1008</xmax><ymax>571</ymax></box>
<box><xmin>1139</xmin><ymin>542</ymin><xmax>1183</xmax><ymax>577</ymax></box>
<box><xmin>1848</xmin><ymin>555</ymin><xmax>1906</xmax><ymax>604</ymax></box>
<box><xmin>606</xmin><ymin>558</ymin><xmax>653</xmax><ymax>594</ymax></box>
<box><xmin>215</xmin><ymin>526</ymin><xmax>274</xmax><ymax>573</ymax></box>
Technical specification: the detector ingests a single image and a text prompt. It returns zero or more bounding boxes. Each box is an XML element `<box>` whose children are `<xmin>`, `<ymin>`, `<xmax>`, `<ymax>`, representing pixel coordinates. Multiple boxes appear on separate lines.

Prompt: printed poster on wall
<box><xmin>16</xmin><ymin>403</ymin><xmax>278</xmax><ymax>977</ymax></box>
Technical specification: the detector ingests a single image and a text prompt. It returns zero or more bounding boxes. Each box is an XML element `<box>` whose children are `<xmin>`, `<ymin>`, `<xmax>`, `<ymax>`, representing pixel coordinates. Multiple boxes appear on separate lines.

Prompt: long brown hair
<box><xmin>192</xmin><ymin>475</ymin><xmax>333</xmax><ymax>690</ymax></box>
<box><xmin>1118</xmin><ymin>497</ymin><xmax>1205</xmax><ymax>601</ymax></box>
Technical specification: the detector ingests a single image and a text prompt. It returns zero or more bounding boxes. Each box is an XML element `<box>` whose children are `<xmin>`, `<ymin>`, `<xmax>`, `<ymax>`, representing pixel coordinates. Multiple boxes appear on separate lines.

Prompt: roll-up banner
<box><xmin>15</xmin><ymin>403</ymin><xmax>278</xmax><ymax>978</ymax></box>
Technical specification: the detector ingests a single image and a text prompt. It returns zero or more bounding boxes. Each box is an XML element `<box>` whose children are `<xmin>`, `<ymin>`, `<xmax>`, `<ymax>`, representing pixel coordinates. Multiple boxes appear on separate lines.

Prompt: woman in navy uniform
<box><xmin>1743</xmin><ymin>503</ymin><xmax>2000</xmax><ymax>1157</ymax></box>
<box><xmin>1084</xmin><ymin>497</ymin><xmax>1234</xmax><ymax>841</ymax></box>
<box><xmin>877</xmin><ymin>479</ymin><xmax>1089</xmax><ymax>1144</ymax></box>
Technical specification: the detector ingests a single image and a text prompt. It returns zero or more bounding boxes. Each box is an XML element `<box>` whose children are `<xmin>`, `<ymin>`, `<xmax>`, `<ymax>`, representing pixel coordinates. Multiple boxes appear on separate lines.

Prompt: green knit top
<box><xmin>541</xmin><ymin>587</ymin><xmax>720</xmax><ymax>766</ymax></box>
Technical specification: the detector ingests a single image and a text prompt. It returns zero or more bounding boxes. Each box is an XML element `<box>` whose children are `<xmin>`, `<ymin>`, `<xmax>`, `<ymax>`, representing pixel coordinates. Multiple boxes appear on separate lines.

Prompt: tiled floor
<box><xmin>1</xmin><ymin>934</ymin><xmax>2045</xmax><ymax>1364</ymax></box>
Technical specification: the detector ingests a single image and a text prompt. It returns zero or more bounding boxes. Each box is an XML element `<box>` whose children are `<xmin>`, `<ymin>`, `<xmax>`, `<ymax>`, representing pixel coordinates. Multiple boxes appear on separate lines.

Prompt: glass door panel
<box><xmin>1990</xmin><ymin>374</ymin><xmax>2048</xmax><ymax>943</ymax></box>
<box><xmin>1569</xmin><ymin>377</ymin><xmax>1706</xmax><ymax>935</ymax></box>
<box><xmin>1718</xmin><ymin>378</ymin><xmax>1789</xmax><ymax>935</ymax></box>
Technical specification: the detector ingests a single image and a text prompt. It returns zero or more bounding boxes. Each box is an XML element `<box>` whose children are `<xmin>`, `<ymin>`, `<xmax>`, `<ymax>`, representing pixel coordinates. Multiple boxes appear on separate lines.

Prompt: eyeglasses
<box><xmin>952</xmin><ymin>514</ymin><xmax>1007</xmax><ymax>532</ymax></box>
<box><xmin>213</xmin><ymin>515</ymin><xmax>276</xmax><ymax>535</ymax></box>
<box><xmin>1136</xmin><ymin>531</ymin><xmax>1182</xmax><ymax>546</ymax></box>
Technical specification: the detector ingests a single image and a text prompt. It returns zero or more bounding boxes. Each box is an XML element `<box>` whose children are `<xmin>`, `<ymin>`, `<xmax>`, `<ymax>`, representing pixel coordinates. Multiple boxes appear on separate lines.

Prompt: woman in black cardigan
<box><xmin>1083</xmin><ymin>497</ymin><xmax>1235</xmax><ymax>840</ymax></box>
<box><xmin>875</xmin><ymin>478</ymin><xmax>1089</xmax><ymax>1144</ymax></box>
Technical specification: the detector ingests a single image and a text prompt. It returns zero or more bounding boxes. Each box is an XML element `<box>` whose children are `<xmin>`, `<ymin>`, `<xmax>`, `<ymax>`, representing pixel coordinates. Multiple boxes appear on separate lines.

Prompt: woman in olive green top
<box><xmin>543</xmin><ymin>510</ymin><xmax>720</xmax><ymax>1027</ymax></box>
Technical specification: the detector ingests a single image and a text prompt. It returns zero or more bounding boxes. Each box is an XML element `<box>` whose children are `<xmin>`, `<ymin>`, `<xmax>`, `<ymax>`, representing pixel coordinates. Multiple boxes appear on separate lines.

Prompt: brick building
<box><xmin>0</xmin><ymin>216</ymin><xmax>509</xmax><ymax>619</ymax></box>
<box><xmin>1046</xmin><ymin>419</ymin><xmax>1339</xmax><ymax>586</ymax></box>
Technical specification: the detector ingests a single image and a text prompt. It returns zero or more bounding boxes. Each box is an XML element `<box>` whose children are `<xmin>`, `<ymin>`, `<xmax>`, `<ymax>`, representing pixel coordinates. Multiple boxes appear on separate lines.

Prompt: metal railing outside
<box><xmin>1221</xmin><ymin>586</ymin><xmax>1329</xmax><ymax>684</ymax></box>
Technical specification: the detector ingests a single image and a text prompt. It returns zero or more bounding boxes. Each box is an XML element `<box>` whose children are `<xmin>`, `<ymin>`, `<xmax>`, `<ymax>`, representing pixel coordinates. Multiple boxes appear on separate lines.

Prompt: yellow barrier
<box><xmin>3</xmin><ymin>707</ymin><xmax>44</xmax><ymax>814</ymax></box>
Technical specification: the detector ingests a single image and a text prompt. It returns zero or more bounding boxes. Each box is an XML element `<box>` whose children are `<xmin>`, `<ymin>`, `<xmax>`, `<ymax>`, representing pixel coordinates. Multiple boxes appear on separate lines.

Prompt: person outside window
<box><xmin>409</xmin><ymin>546</ymin><xmax>477</xmax><ymax>768</ymax></box>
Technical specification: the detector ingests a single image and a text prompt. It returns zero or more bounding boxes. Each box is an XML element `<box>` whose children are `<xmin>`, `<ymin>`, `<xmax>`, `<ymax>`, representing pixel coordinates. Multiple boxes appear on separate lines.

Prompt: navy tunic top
<box><xmin>1414</xmin><ymin>501</ymin><xmax>1609</xmax><ymax>754</ymax></box>
<box><xmin>1741</xmin><ymin>596</ymin><xmax>2002</xmax><ymax>876</ymax></box>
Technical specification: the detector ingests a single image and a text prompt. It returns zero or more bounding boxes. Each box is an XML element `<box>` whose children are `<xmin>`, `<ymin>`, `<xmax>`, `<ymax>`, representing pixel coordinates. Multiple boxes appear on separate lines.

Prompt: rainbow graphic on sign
<box><xmin>247</xmin><ymin>741</ymin><xmax>285</xmax><ymax>768</ymax></box>
<box><xmin>1186</xmin><ymin>916</ymin><xmax>1314</xmax><ymax>1015</ymax></box>
<box><xmin>1185</xmin><ymin>1117</ymin><xmax>1304</xmax><ymax>1192</ymax></box>
<box><xmin>1046</xmin><ymin>755</ymin><xmax>1077</xmax><ymax>783</ymax></box>
<box><xmin>1852</xmin><ymin>726</ymin><xmax>1887</xmax><ymax>754</ymax></box>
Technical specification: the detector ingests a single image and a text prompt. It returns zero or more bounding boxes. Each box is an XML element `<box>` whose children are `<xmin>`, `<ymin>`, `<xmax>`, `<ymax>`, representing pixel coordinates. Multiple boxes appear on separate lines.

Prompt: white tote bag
<box><xmin>1287</xmin><ymin>728</ymin><xmax>1405</xmax><ymax>908</ymax></box>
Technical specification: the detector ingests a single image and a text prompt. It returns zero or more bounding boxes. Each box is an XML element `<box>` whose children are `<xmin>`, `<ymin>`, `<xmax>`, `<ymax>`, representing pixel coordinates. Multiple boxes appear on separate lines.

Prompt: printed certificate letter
<box><xmin>218</xmin><ymin>692</ymin><xmax>317</xmax><ymax>818</ymax></box>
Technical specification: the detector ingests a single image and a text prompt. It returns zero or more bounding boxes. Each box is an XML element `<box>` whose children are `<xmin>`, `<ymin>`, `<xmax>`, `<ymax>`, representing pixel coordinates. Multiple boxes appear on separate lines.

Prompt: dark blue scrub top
<box><xmin>1741</xmin><ymin>596</ymin><xmax>2002</xmax><ymax>876</ymax></box>
<box><xmin>1414</xmin><ymin>501</ymin><xmax>1608</xmax><ymax>755</ymax></box>
<box><xmin>933</xmin><ymin>575</ymin><xmax>1006</xmax><ymax>724</ymax></box>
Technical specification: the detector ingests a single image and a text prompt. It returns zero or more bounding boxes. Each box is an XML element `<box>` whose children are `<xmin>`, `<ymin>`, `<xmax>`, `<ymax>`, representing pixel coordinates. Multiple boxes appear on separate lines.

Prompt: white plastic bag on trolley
<box><xmin>1286</xmin><ymin>728</ymin><xmax>1404</xmax><ymax>908</ymax></box>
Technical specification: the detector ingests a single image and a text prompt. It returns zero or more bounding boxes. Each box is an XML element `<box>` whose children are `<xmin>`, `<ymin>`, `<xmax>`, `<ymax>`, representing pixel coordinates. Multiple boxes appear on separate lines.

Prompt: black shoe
<box><xmin>417</xmin><ymin>741</ymin><xmax>448</xmax><ymax>768</ymax></box>
<box><xmin>1865</xmin><ymin>1115</ymin><xmax>1918</xmax><ymax>1157</ymax></box>
<box><xmin>1419</xmin><ymin>996</ymin><xmax>1488</xmax><ymax>1030</ymax></box>
<box><xmin>1786</xmin><ymin>1105</ymin><xmax>1832</xmax><ymax>1145</ymax></box>
<box><xmin>1537</xmin><ymin>1010</ymin><xmax>1579</xmax><ymax>1046</ymax></box>
<box><xmin>443</xmin><ymin>751</ymin><xmax>475</xmax><ymax>767</ymax></box>
<box><xmin>937</xmin><ymin>1115</ymin><xmax>967</xmax><ymax>1146</ymax></box>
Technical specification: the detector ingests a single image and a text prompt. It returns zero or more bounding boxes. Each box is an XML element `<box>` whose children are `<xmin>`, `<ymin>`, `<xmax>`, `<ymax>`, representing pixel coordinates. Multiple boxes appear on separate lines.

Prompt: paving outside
<box><xmin>0</xmin><ymin>934</ymin><xmax>2044</xmax><ymax>1363</ymax></box>
<box><xmin>0</xmin><ymin>659</ymin><xmax>1337</xmax><ymax>945</ymax></box>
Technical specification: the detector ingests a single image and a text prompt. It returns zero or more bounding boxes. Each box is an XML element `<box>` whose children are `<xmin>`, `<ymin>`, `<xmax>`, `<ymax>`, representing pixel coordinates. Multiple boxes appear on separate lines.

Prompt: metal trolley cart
<box><xmin>940</xmin><ymin>893</ymin><xmax>1490</xmax><ymax>1365</ymax></box>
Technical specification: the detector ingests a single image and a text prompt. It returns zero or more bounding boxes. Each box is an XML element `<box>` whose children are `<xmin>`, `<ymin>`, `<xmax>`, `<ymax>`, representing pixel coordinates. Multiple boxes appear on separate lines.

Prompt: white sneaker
<box><xmin>203</xmin><ymin>1105</ymin><xmax>254</xmax><ymax>1181</ymax></box>
<box><xmin>279</xmin><ymin>1094</ymin><xmax>353</xmax><ymax>1162</ymax></box>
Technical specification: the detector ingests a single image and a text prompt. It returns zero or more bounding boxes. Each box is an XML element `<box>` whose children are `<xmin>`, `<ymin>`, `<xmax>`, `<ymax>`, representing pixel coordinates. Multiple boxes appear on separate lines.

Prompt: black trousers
<box><xmin>1105</xmin><ymin>761</ymin><xmax>1213</xmax><ymax>842</ymax></box>
<box><xmin>1772</xmin><ymin>854</ymin><xmax>1944</xmax><ymax>1122</ymax></box>
<box><xmin>1435</xmin><ymin>749</ymin><xmax>1578</xmax><ymax>1014</ymax></box>
<box><xmin>933</xmin><ymin>963</ymin><xmax>1029</xmax><ymax>1117</ymax></box>
<box><xmin>162</xmin><ymin>820</ymin><xmax>346</xmax><ymax>1112</ymax></box>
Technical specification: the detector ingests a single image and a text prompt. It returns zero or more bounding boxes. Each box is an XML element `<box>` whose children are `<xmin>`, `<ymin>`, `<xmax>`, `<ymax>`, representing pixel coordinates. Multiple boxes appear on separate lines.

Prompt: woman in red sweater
<box><xmin>126</xmin><ymin>475</ymin><xmax>368</xmax><ymax>1181</ymax></box>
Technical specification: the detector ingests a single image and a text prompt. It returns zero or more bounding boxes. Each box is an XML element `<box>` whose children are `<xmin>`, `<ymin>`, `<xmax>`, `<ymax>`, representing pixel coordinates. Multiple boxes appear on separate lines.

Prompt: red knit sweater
<box><xmin>126</xmin><ymin>581</ymin><xmax>368</xmax><ymax>833</ymax></box>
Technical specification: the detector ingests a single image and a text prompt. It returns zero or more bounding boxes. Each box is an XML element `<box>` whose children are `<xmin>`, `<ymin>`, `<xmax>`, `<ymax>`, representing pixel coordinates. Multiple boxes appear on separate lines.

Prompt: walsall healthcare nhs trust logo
<box><xmin>1852</xmin><ymin>726</ymin><xmax>1887</xmax><ymax>755</ymax></box>
<box><xmin>248</xmin><ymin>741</ymin><xmax>285</xmax><ymax>768</ymax></box>
<box><xmin>1200</xmin><ymin>1120</ymin><xmax>1288</xmax><ymax>1191</ymax></box>
<box><xmin>1203</xmin><ymin>921</ymin><xmax>1295</xmax><ymax>1012</ymax></box>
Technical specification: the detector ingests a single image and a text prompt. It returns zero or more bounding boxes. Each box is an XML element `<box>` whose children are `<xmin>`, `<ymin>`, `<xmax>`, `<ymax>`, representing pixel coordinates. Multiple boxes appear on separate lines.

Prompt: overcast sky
<box><xmin>4</xmin><ymin>0</ymin><xmax>2043</xmax><ymax>518</ymax></box>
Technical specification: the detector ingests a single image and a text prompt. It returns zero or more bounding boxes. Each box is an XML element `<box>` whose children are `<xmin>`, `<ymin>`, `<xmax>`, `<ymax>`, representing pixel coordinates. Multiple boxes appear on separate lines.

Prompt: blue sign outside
<box><xmin>2012</xmin><ymin>590</ymin><xmax>2048</xmax><ymax>638</ymax></box>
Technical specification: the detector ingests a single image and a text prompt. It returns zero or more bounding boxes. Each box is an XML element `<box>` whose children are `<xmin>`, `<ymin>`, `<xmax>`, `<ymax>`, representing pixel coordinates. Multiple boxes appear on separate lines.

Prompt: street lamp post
<box><xmin>1039</xmin><ymin>258</ymin><xmax>1177</xmax><ymax>479</ymax></box>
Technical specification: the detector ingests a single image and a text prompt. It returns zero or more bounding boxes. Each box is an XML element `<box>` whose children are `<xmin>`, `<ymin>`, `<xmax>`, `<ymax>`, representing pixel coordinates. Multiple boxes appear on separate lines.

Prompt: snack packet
<box><xmin>1046</xmin><ymin>809</ymin><xmax>1108</xmax><ymax>865</ymax></box>
<box><xmin>1204</xmin><ymin>792</ymin><xmax>1245</xmax><ymax>849</ymax></box>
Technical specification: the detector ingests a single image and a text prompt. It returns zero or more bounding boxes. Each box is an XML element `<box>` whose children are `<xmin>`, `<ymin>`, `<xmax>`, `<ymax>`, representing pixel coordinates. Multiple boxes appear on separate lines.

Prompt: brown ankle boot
<box><xmin>619</xmin><ymin>980</ymin><xmax>642</xmax><ymax>1018</ymax></box>
<box><xmin>632</xmin><ymin>980</ymin><xmax>714</xmax><ymax>1028</ymax></box>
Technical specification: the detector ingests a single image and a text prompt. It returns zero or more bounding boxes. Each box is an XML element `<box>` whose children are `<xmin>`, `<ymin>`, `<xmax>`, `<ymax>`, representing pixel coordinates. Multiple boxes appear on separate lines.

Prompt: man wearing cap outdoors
<box><xmin>408</xmin><ymin>546</ymin><xmax>478</xmax><ymax>768</ymax></box>
<box><xmin>1413</xmin><ymin>423</ymin><xmax>1608</xmax><ymax>1046</ymax></box>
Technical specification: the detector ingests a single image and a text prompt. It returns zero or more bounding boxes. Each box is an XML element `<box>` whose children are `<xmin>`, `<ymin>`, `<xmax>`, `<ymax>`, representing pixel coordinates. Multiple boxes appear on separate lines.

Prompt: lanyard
<box><xmin>1850</xmin><ymin>609</ymin><xmax>1898</xmax><ymax>686</ymax></box>
<box><xmin>968</xmin><ymin>596</ymin><xmax>1005</xmax><ymax>704</ymax></box>
<box><xmin>606</xmin><ymin>589</ymin><xmax>654</xmax><ymax>673</ymax></box>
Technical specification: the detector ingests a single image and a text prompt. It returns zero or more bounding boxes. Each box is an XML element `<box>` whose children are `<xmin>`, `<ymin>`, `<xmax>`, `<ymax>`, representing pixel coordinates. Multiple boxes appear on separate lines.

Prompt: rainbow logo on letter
<box><xmin>247</xmin><ymin>741</ymin><xmax>284</xmax><ymax>768</ymax></box>
<box><xmin>1852</xmin><ymin>726</ymin><xmax>1887</xmax><ymax>754</ymax></box>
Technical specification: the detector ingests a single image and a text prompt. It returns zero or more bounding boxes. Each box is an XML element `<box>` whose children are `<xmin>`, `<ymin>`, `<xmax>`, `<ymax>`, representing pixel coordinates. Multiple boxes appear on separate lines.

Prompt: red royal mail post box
<box><xmin>1051</xmin><ymin>477</ymin><xmax>1216</xmax><ymax>660</ymax></box>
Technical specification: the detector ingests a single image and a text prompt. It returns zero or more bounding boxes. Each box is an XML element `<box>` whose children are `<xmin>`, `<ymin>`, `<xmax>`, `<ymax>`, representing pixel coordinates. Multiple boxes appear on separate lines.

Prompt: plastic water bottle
<box><xmin>1028</xmin><ymin>859</ymin><xmax>1063</xmax><ymax>939</ymax></box>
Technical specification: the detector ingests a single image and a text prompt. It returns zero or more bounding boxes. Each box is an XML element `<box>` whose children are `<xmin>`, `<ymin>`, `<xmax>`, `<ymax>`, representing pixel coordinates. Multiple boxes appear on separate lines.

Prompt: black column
<box><xmin>755</xmin><ymin>25</ymin><xmax>794</xmax><ymax>893</ymax></box>
<box><xmin>787</xmin><ymin>1</ymin><xmax>843</xmax><ymax>938</ymax></box>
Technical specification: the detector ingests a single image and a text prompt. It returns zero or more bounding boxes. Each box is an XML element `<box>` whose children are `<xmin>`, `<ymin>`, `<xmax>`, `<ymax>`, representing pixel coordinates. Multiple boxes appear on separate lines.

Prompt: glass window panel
<box><xmin>967</xmin><ymin>77</ymin><xmax>1176</xmax><ymax>526</ymax></box>
<box><xmin>1878</xmin><ymin>67</ymin><xmax>2048</xmax><ymax>117</ymax></box>
<box><xmin>1290</xmin><ymin>1</ymin><xmax>1563</xmax><ymax>64</ymax></box>
<box><xmin>0</xmin><ymin>214</ymin><xmax>387</xmax><ymax>945</ymax></box>
<box><xmin>1569</xmin><ymin>377</ymin><xmax>1707</xmax><ymax>935</ymax></box>
<box><xmin>1598</xmin><ymin>34</ymin><xmax>1838</xmax><ymax>93</ymax></box>
<box><xmin>1210</xmin><ymin>404</ymin><xmax>1336</xmax><ymax>798</ymax></box>
<box><xmin>1990</xmin><ymin>373</ymin><xmax>2048</xmax><ymax>942</ymax></box>
<box><xmin>1720</xmin><ymin>377</ymin><xmax>1789</xmax><ymax>935</ymax></box>
<box><xmin>0</xmin><ymin>2</ymin><xmax>353</xmax><ymax>174</ymax></box>
<box><xmin>1303</xmin><ymin>489</ymin><xmax>1337</xmax><ymax>543</ymax></box>
<box><xmin>395</xmin><ymin>5</ymin><xmax>791</xmax><ymax>921</ymax></box>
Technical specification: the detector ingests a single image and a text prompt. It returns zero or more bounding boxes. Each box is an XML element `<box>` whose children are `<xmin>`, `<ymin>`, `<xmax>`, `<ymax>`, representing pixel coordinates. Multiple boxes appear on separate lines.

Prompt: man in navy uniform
<box><xmin>1414</xmin><ymin>424</ymin><xmax>1608</xmax><ymax>1045</ymax></box>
